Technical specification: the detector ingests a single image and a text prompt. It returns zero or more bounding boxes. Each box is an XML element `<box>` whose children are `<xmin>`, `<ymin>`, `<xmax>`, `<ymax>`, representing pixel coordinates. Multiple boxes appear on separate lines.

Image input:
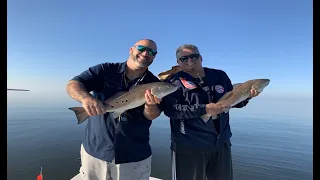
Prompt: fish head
<box><xmin>251</xmin><ymin>79</ymin><xmax>270</xmax><ymax>92</ymax></box>
<box><xmin>150</xmin><ymin>82</ymin><xmax>178</xmax><ymax>98</ymax></box>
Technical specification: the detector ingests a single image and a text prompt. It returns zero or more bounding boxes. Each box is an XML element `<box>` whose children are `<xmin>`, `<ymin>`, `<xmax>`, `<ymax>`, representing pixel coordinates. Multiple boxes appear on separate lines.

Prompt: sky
<box><xmin>7</xmin><ymin>0</ymin><xmax>313</xmax><ymax>104</ymax></box>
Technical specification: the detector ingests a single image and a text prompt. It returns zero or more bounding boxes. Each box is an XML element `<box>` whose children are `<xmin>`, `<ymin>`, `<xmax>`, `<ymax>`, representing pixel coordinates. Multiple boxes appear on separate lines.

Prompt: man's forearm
<box><xmin>66</xmin><ymin>80</ymin><xmax>93</xmax><ymax>103</ymax></box>
<box><xmin>143</xmin><ymin>104</ymin><xmax>161</xmax><ymax>120</ymax></box>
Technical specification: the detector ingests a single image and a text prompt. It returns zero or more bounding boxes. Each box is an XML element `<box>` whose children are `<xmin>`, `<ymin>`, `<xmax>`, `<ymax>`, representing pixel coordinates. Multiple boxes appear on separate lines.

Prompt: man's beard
<box><xmin>130</xmin><ymin>53</ymin><xmax>152</xmax><ymax>68</ymax></box>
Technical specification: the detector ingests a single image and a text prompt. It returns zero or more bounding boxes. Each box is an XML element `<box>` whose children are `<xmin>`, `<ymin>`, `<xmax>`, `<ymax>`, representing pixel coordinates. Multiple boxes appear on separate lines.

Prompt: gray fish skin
<box><xmin>69</xmin><ymin>82</ymin><xmax>178</xmax><ymax>124</ymax></box>
<box><xmin>201</xmin><ymin>79</ymin><xmax>270</xmax><ymax>122</ymax></box>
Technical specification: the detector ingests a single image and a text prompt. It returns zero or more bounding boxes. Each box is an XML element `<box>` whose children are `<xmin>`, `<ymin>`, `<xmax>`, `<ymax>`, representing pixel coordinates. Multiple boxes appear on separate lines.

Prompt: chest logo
<box><xmin>215</xmin><ymin>85</ymin><xmax>224</xmax><ymax>93</ymax></box>
<box><xmin>179</xmin><ymin>77</ymin><xmax>197</xmax><ymax>89</ymax></box>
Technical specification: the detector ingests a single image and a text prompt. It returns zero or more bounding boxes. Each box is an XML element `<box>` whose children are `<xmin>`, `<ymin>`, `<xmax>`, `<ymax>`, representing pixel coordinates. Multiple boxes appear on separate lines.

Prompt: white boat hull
<box><xmin>71</xmin><ymin>173</ymin><xmax>162</xmax><ymax>180</ymax></box>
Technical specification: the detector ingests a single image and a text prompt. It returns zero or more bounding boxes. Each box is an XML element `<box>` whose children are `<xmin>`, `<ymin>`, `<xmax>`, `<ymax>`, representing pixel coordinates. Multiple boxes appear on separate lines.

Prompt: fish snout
<box><xmin>253</xmin><ymin>79</ymin><xmax>271</xmax><ymax>92</ymax></box>
<box><xmin>262</xmin><ymin>79</ymin><xmax>270</xmax><ymax>86</ymax></box>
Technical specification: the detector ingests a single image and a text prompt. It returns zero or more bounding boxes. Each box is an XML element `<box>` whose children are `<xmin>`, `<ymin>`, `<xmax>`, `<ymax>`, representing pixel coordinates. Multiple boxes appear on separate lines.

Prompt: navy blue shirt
<box><xmin>160</xmin><ymin>68</ymin><xmax>250</xmax><ymax>152</ymax></box>
<box><xmin>71</xmin><ymin>61</ymin><xmax>161</xmax><ymax>164</ymax></box>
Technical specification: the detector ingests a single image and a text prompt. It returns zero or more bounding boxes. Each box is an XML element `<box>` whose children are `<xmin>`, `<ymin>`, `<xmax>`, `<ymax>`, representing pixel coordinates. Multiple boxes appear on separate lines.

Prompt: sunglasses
<box><xmin>179</xmin><ymin>53</ymin><xmax>200</xmax><ymax>63</ymax></box>
<box><xmin>135</xmin><ymin>45</ymin><xmax>158</xmax><ymax>56</ymax></box>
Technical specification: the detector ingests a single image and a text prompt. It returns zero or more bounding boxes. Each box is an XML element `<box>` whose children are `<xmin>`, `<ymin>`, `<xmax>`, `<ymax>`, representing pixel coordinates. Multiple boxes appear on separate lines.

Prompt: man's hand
<box><xmin>145</xmin><ymin>90</ymin><xmax>162</xmax><ymax>105</ymax></box>
<box><xmin>81</xmin><ymin>97</ymin><xmax>105</xmax><ymax>116</ymax></box>
<box><xmin>143</xmin><ymin>89</ymin><xmax>162</xmax><ymax>120</ymax></box>
<box><xmin>205</xmin><ymin>103</ymin><xmax>230</xmax><ymax>116</ymax></box>
<box><xmin>248</xmin><ymin>89</ymin><xmax>260</xmax><ymax>98</ymax></box>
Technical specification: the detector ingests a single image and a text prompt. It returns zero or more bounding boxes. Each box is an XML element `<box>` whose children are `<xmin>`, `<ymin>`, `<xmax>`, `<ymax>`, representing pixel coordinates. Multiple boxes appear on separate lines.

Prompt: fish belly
<box><xmin>230</xmin><ymin>95</ymin><xmax>249</xmax><ymax>107</ymax></box>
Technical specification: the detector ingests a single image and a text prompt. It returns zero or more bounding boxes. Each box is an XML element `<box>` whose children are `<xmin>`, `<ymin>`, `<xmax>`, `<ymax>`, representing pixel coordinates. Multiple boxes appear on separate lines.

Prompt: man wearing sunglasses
<box><xmin>159</xmin><ymin>44</ymin><xmax>259</xmax><ymax>180</ymax></box>
<box><xmin>66</xmin><ymin>39</ymin><xmax>162</xmax><ymax>180</ymax></box>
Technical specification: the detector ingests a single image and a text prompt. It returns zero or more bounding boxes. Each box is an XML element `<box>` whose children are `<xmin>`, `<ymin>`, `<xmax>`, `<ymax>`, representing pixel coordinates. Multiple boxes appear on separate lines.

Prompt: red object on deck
<box><xmin>37</xmin><ymin>167</ymin><xmax>43</xmax><ymax>180</ymax></box>
<box><xmin>37</xmin><ymin>174</ymin><xmax>43</xmax><ymax>180</ymax></box>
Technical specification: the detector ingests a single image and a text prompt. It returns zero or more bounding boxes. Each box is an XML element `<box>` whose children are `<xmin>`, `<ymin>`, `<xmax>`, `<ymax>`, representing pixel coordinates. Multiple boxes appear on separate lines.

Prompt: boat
<box><xmin>35</xmin><ymin>166</ymin><xmax>163</xmax><ymax>180</ymax></box>
<box><xmin>70</xmin><ymin>173</ymin><xmax>162</xmax><ymax>180</ymax></box>
<box><xmin>7</xmin><ymin>88</ymin><xmax>30</xmax><ymax>91</ymax></box>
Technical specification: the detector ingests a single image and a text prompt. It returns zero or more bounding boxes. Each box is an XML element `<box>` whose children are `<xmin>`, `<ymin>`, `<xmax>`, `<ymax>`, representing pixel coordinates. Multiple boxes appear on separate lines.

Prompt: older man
<box><xmin>66</xmin><ymin>39</ymin><xmax>162</xmax><ymax>180</ymax></box>
<box><xmin>159</xmin><ymin>44</ymin><xmax>259</xmax><ymax>180</ymax></box>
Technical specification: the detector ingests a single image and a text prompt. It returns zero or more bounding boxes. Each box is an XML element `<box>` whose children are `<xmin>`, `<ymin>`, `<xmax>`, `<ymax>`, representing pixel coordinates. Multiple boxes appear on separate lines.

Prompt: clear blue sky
<box><xmin>8</xmin><ymin>0</ymin><xmax>313</xmax><ymax>103</ymax></box>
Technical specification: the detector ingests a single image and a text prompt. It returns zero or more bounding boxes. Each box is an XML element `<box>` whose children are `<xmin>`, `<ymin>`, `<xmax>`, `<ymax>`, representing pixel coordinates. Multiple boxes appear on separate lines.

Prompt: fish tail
<box><xmin>201</xmin><ymin>114</ymin><xmax>211</xmax><ymax>122</ymax></box>
<box><xmin>68</xmin><ymin>107</ymin><xmax>89</xmax><ymax>124</ymax></box>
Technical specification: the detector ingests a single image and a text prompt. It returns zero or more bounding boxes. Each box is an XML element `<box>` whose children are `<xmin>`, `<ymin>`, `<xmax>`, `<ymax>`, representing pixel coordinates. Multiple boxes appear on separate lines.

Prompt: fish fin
<box><xmin>150</xmin><ymin>87</ymin><xmax>161</xmax><ymax>98</ymax></box>
<box><xmin>201</xmin><ymin>112</ymin><xmax>222</xmax><ymax>122</ymax></box>
<box><xmin>68</xmin><ymin>107</ymin><xmax>89</xmax><ymax>124</ymax></box>
<box><xmin>232</xmin><ymin>83</ymin><xmax>243</xmax><ymax>89</ymax></box>
<box><xmin>223</xmin><ymin>107</ymin><xmax>232</xmax><ymax>113</ymax></box>
<box><xmin>201</xmin><ymin>114</ymin><xmax>211</xmax><ymax>122</ymax></box>
<box><xmin>112</xmin><ymin>111</ymin><xmax>124</xmax><ymax>119</ymax></box>
<box><xmin>211</xmin><ymin>114</ymin><xmax>218</xmax><ymax>120</ymax></box>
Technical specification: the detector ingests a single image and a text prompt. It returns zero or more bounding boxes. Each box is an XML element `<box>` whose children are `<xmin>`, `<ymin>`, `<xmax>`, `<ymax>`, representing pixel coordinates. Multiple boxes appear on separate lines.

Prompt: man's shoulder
<box><xmin>204</xmin><ymin>67</ymin><xmax>230</xmax><ymax>79</ymax></box>
<box><xmin>89</xmin><ymin>61</ymin><xmax>126</xmax><ymax>73</ymax></box>
<box><xmin>204</xmin><ymin>67</ymin><xmax>227</xmax><ymax>75</ymax></box>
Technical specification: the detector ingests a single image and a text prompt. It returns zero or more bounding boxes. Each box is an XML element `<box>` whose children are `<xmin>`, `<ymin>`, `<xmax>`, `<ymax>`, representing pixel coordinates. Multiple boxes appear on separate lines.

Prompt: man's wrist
<box><xmin>79</xmin><ymin>94</ymin><xmax>93</xmax><ymax>103</ymax></box>
<box><xmin>145</xmin><ymin>103</ymin><xmax>158</xmax><ymax>108</ymax></box>
<box><xmin>144</xmin><ymin>103</ymin><xmax>161</xmax><ymax>120</ymax></box>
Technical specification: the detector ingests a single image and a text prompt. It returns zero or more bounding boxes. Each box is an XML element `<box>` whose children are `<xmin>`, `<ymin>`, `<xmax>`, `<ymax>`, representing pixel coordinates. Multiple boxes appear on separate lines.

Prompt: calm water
<box><xmin>7</xmin><ymin>95</ymin><xmax>313</xmax><ymax>180</ymax></box>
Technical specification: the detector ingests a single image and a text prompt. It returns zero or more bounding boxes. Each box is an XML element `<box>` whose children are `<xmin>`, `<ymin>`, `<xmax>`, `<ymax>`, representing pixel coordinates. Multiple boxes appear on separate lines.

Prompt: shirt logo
<box><xmin>180</xmin><ymin>120</ymin><xmax>186</xmax><ymax>134</ymax></box>
<box><xmin>215</xmin><ymin>85</ymin><xmax>224</xmax><ymax>93</ymax></box>
<box><xmin>180</xmin><ymin>78</ymin><xmax>197</xmax><ymax>89</ymax></box>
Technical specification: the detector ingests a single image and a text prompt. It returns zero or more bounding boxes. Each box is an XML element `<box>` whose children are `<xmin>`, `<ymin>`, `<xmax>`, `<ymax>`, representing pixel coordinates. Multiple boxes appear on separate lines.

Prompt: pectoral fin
<box><xmin>150</xmin><ymin>87</ymin><xmax>158</xmax><ymax>98</ymax></box>
<box><xmin>201</xmin><ymin>113</ymin><xmax>220</xmax><ymax>122</ymax></box>
<box><xmin>211</xmin><ymin>115</ymin><xmax>218</xmax><ymax>120</ymax></box>
<box><xmin>223</xmin><ymin>107</ymin><xmax>232</xmax><ymax>113</ymax></box>
<box><xmin>201</xmin><ymin>114</ymin><xmax>211</xmax><ymax>122</ymax></box>
<box><xmin>111</xmin><ymin>111</ymin><xmax>124</xmax><ymax>119</ymax></box>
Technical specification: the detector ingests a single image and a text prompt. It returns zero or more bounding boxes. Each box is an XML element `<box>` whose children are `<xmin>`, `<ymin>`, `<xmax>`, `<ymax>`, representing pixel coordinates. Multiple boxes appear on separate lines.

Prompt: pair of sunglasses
<box><xmin>179</xmin><ymin>53</ymin><xmax>201</xmax><ymax>62</ymax></box>
<box><xmin>135</xmin><ymin>45</ymin><xmax>158</xmax><ymax>56</ymax></box>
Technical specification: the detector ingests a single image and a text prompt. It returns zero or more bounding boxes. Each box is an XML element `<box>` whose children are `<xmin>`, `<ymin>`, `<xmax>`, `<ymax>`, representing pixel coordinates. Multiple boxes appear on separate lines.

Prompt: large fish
<box><xmin>69</xmin><ymin>82</ymin><xmax>178</xmax><ymax>124</ymax></box>
<box><xmin>201</xmin><ymin>79</ymin><xmax>270</xmax><ymax>122</ymax></box>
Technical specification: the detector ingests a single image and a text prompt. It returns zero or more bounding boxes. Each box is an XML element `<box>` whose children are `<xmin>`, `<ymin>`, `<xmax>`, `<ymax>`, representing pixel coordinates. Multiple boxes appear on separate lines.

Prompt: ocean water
<box><xmin>7</xmin><ymin>95</ymin><xmax>313</xmax><ymax>180</ymax></box>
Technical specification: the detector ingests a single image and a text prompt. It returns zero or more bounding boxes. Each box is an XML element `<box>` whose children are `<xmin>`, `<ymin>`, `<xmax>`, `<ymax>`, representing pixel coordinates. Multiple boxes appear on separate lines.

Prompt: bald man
<box><xmin>67</xmin><ymin>39</ymin><xmax>162</xmax><ymax>180</ymax></box>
